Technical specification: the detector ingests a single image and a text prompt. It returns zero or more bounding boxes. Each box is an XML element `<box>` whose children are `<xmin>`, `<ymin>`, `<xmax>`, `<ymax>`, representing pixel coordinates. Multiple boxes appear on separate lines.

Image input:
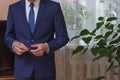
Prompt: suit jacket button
<box><xmin>32</xmin><ymin>39</ymin><xmax>34</xmax><ymax>42</ymax></box>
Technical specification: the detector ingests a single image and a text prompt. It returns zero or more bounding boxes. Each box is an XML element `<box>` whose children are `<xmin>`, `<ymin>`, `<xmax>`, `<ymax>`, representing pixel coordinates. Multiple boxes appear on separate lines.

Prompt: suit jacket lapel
<box><xmin>33</xmin><ymin>0</ymin><xmax>47</xmax><ymax>36</ymax></box>
<box><xmin>19</xmin><ymin>0</ymin><xmax>47</xmax><ymax>36</ymax></box>
<box><xmin>20</xmin><ymin>0</ymin><xmax>32</xmax><ymax>35</ymax></box>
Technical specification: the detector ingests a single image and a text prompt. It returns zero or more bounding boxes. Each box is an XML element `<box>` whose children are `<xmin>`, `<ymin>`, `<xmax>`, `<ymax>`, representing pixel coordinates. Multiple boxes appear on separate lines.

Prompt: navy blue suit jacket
<box><xmin>5</xmin><ymin>0</ymin><xmax>69</xmax><ymax>78</ymax></box>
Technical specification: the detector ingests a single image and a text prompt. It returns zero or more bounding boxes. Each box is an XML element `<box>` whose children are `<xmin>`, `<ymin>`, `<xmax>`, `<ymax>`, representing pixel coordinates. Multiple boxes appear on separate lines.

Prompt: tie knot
<box><xmin>29</xmin><ymin>3</ymin><xmax>34</xmax><ymax>8</ymax></box>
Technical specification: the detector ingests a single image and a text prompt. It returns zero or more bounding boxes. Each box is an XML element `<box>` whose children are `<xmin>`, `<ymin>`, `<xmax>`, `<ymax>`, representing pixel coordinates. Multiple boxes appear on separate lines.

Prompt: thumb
<box><xmin>31</xmin><ymin>44</ymin><xmax>38</xmax><ymax>48</ymax></box>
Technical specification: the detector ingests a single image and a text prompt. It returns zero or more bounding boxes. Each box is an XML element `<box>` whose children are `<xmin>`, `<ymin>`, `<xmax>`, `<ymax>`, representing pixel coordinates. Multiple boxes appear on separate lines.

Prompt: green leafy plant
<box><xmin>86</xmin><ymin>76</ymin><xmax>106</xmax><ymax>80</ymax></box>
<box><xmin>71</xmin><ymin>16</ymin><xmax>120</xmax><ymax>80</ymax></box>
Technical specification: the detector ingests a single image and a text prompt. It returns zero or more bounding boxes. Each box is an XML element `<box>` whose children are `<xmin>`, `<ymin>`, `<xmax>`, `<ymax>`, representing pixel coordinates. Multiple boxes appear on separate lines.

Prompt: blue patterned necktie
<box><xmin>28</xmin><ymin>3</ymin><xmax>35</xmax><ymax>33</ymax></box>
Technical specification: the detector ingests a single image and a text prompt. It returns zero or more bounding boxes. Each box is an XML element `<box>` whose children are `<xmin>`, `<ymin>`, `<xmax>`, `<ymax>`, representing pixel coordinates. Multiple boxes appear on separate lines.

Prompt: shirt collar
<box><xmin>26</xmin><ymin>0</ymin><xmax>40</xmax><ymax>7</ymax></box>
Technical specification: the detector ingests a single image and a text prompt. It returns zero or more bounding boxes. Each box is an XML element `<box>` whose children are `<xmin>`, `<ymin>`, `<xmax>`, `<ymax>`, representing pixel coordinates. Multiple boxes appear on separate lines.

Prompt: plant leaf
<box><xmin>107</xmin><ymin>17</ymin><xmax>118</xmax><ymax>21</ymax></box>
<box><xmin>82</xmin><ymin>47</ymin><xmax>88</xmax><ymax>54</ymax></box>
<box><xmin>108</xmin><ymin>45</ymin><xmax>117</xmax><ymax>53</ymax></box>
<box><xmin>92</xmin><ymin>29</ymin><xmax>97</xmax><ymax>34</ymax></box>
<box><xmin>99</xmin><ymin>48</ymin><xmax>111</xmax><ymax>58</ymax></box>
<box><xmin>110</xmin><ymin>37</ymin><xmax>120</xmax><ymax>44</ymax></box>
<box><xmin>86</xmin><ymin>78</ymin><xmax>95</xmax><ymax>80</ymax></box>
<box><xmin>104</xmin><ymin>31</ymin><xmax>112</xmax><ymax>39</ymax></box>
<box><xmin>105</xmin><ymin>23</ymin><xmax>110</xmax><ymax>28</ymax></box>
<box><xmin>118</xmin><ymin>30</ymin><xmax>120</xmax><ymax>32</ymax></box>
<box><xmin>118</xmin><ymin>24</ymin><xmax>120</xmax><ymax>29</ymax></box>
<box><xmin>86</xmin><ymin>76</ymin><xmax>106</xmax><ymax>80</ymax></box>
<box><xmin>112</xmin><ymin>33</ymin><xmax>118</xmax><ymax>39</ymax></box>
<box><xmin>82</xmin><ymin>37</ymin><xmax>92</xmax><ymax>44</ymax></box>
<box><xmin>114</xmin><ymin>73</ymin><xmax>119</xmax><ymax>75</ymax></box>
<box><xmin>113</xmin><ymin>65</ymin><xmax>120</xmax><ymax>68</ymax></box>
<box><xmin>97</xmin><ymin>39</ymin><xmax>106</xmax><ymax>47</ymax></box>
<box><xmin>91</xmin><ymin>47</ymin><xmax>99</xmax><ymax>56</ymax></box>
<box><xmin>115</xmin><ymin>47</ymin><xmax>120</xmax><ymax>63</ymax></box>
<box><xmin>70</xmin><ymin>35</ymin><xmax>80</xmax><ymax>41</ymax></box>
<box><xmin>95</xmin><ymin>35</ymin><xmax>103</xmax><ymax>39</ymax></box>
<box><xmin>96</xmin><ymin>22</ymin><xmax>104</xmax><ymax>30</ymax></box>
<box><xmin>72</xmin><ymin>46</ymin><xmax>84</xmax><ymax>55</ymax></box>
<box><xmin>90</xmin><ymin>32</ymin><xmax>96</xmax><ymax>36</ymax></box>
<box><xmin>98</xmin><ymin>17</ymin><xmax>104</xmax><ymax>21</ymax></box>
<box><xmin>80</xmin><ymin>29</ymin><xmax>90</xmax><ymax>36</ymax></box>
<box><xmin>92</xmin><ymin>55</ymin><xmax>104</xmax><ymax>62</ymax></box>
<box><xmin>106</xmin><ymin>24</ymin><xmax>114</xmax><ymax>30</ymax></box>
<box><xmin>96</xmin><ymin>76</ymin><xmax>106</xmax><ymax>80</ymax></box>
<box><xmin>107</xmin><ymin>61</ymin><xmax>114</xmax><ymax>72</ymax></box>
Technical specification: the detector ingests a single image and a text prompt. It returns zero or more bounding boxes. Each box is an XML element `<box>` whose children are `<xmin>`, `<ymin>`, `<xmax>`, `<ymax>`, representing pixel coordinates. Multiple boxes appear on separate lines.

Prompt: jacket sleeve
<box><xmin>47</xmin><ymin>4</ymin><xmax>69</xmax><ymax>52</ymax></box>
<box><xmin>4</xmin><ymin>5</ymin><xmax>16</xmax><ymax>51</ymax></box>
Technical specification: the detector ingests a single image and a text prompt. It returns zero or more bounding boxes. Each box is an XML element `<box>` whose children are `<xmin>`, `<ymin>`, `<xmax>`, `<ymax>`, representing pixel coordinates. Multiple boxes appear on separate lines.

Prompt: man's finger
<box><xmin>14</xmin><ymin>41</ymin><xmax>29</xmax><ymax>51</ymax></box>
<box><xmin>14</xmin><ymin>47</ymin><xmax>25</xmax><ymax>55</ymax></box>
<box><xmin>30</xmin><ymin>48</ymin><xmax>40</xmax><ymax>53</ymax></box>
<box><xmin>31</xmin><ymin>44</ymin><xmax>39</xmax><ymax>48</ymax></box>
<box><xmin>16</xmin><ymin>44</ymin><xmax>27</xmax><ymax>52</ymax></box>
<box><xmin>33</xmin><ymin>51</ymin><xmax>44</xmax><ymax>56</ymax></box>
<box><xmin>19</xmin><ymin>43</ymin><xmax>29</xmax><ymax>51</ymax></box>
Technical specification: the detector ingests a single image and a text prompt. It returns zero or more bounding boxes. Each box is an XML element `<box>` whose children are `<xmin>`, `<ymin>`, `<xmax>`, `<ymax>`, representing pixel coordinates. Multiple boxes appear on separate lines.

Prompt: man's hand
<box><xmin>30</xmin><ymin>43</ymin><xmax>48</xmax><ymax>56</ymax></box>
<box><xmin>12</xmin><ymin>41</ymin><xmax>29</xmax><ymax>55</ymax></box>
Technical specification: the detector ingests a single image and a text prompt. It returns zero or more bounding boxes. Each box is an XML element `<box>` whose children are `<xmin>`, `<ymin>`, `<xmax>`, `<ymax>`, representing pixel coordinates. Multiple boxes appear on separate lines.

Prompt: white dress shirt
<box><xmin>25</xmin><ymin>0</ymin><xmax>40</xmax><ymax>23</ymax></box>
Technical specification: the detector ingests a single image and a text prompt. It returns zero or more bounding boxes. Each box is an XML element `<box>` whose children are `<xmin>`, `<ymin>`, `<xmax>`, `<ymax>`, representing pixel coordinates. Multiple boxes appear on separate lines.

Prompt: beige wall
<box><xmin>0</xmin><ymin>0</ymin><xmax>19</xmax><ymax>20</ymax></box>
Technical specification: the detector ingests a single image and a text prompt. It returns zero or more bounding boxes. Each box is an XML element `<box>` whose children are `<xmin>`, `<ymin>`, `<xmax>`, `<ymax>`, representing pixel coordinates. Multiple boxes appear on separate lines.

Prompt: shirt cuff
<box><xmin>45</xmin><ymin>43</ymin><xmax>49</xmax><ymax>53</ymax></box>
<box><xmin>12</xmin><ymin>40</ymin><xmax>17</xmax><ymax>52</ymax></box>
<box><xmin>12</xmin><ymin>40</ymin><xmax>16</xmax><ymax>50</ymax></box>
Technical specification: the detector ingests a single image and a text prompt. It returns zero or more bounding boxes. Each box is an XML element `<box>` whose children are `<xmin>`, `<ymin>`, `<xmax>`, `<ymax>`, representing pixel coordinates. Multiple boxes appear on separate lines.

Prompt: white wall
<box><xmin>0</xmin><ymin>0</ymin><xmax>19</xmax><ymax>20</ymax></box>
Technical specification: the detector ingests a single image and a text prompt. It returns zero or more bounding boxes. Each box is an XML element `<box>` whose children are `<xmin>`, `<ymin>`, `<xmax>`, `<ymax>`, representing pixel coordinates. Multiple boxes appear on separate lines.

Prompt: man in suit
<box><xmin>5</xmin><ymin>0</ymin><xmax>69</xmax><ymax>80</ymax></box>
